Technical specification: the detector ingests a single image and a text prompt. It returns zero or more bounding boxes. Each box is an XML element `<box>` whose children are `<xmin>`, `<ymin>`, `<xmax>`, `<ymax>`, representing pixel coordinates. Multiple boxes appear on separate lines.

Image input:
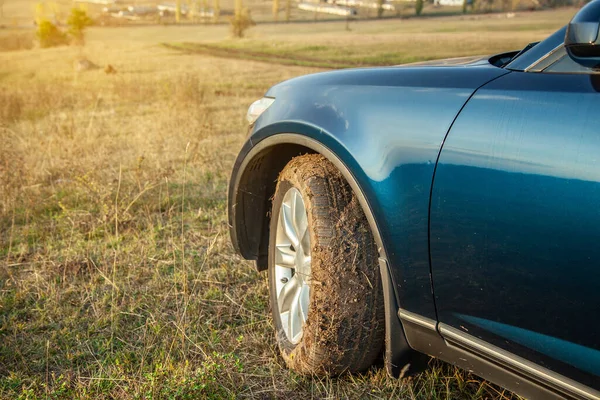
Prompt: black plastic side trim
<box><xmin>229</xmin><ymin>139</ymin><xmax>312</xmax><ymax>267</ymax></box>
<box><xmin>379</xmin><ymin>259</ymin><xmax>423</xmax><ymax>378</ymax></box>
<box><xmin>398</xmin><ymin>313</ymin><xmax>599</xmax><ymax>400</ymax></box>
<box><xmin>401</xmin><ymin>319</ymin><xmax>565</xmax><ymax>399</ymax></box>
<box><xmin>439</xmin><ymin>324</ymin><xmax>600</xmax><ymax>400</ymax></box>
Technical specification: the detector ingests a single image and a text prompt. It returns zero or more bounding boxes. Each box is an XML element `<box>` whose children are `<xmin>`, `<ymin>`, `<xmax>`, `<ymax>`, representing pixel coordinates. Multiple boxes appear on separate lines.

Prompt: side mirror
<box><xmin>565</xmin><ymin>0</ymin><xmax>600</xmax><ymax>68</ymax></box>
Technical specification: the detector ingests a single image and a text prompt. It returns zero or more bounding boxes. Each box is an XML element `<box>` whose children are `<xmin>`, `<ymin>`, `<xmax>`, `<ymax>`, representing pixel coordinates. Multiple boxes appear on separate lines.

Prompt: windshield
<box><xmin>505</xmin><ymin>26</ymin><xmax>567</xmax><ymax>71</ymax></box>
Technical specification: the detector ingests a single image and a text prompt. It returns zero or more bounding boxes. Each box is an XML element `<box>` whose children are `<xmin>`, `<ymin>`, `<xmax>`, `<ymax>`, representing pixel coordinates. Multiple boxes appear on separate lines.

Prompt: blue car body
<box><xmin>228</xmin><ymin>20</ymin><xmax>600</xmax><ymax>400</ymax></box>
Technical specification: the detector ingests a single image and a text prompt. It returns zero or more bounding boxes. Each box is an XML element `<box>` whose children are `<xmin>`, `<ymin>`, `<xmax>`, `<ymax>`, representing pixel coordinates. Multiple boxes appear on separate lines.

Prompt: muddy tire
<box><xmin>268</xmin><ymin>154</ymin><xmax>385</xmax><ymax>375</ymax></box>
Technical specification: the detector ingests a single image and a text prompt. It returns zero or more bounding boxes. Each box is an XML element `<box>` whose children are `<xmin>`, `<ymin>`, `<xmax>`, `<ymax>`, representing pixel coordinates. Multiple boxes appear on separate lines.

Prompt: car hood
<box><xmin>265</xmin><ymin>60</ymin><xmax>507</xmax><ymax>97</ymax></box>
<box><xmin>400</xmin><ymin>55</ymin><xmax>491</xmax><ymax>67</ymax></box>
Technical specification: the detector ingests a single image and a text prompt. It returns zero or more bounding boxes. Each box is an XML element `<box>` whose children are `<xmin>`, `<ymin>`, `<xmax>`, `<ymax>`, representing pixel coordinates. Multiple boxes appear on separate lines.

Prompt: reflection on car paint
<box><xmin>431</xmin><ymin>71</ymin><xmax>600</xmax><ymax>389</ymax></box>
<box><xmin>252</xmin><ymin>66</ymin><xmax>510</xmax><ymax>320</ymax></box>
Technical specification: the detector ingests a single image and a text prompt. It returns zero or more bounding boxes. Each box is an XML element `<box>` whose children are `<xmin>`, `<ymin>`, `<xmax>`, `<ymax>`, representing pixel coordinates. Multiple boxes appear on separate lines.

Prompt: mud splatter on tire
<box><xmin>268</xmin><ymin>154</ymin><xmax>385</xmax><ymax>375</ymax></box>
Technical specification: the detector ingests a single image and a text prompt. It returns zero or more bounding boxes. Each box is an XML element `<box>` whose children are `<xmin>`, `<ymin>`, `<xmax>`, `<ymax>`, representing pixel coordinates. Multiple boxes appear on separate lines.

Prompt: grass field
<box><xmin>168</xmin><ymin>7</ymin><xmax>573</xmax><ymax>66</ymax></box>
<box><xmin>0</xmin><ymin>7</ymin><xmax>572</xmax><ymax>399</ymax></box>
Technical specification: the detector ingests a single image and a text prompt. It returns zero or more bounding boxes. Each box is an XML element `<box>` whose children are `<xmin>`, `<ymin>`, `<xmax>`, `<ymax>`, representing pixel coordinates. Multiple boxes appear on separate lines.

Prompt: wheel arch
<box><xmin>229</xmin><ymin>132</ymin><xmax>388</xmax><ymax>269</ymax></box>
<box><xmin>229</xmin><ymin>137</ymin><xmax>316</xmax><ymax>270</ymax></box>
<box><xmin>228</xmin><ymin>130</ymin><xmax>420</xmax><ymax>377</ymax></box>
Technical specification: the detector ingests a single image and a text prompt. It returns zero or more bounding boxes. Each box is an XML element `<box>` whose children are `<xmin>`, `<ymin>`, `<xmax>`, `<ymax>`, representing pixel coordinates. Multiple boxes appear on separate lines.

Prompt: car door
<box><xmin>429</xmin><ymin>65</ymin><xmax>600</xmax><ymax>390</ymax></box>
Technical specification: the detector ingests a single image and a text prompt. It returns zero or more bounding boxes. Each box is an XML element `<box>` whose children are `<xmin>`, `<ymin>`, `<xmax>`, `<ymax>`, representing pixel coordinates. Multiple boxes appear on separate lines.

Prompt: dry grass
<box><xmin>0</xmin><ymin>8</ymin><xmax>570</xmax><ymax>398</ymax></box>
<box><xmin>0</xmin><ymin>40</ymin><xmax>315</xmax><ymax>398</ymax></box>
<box><xmin>0</xmin><ymin>31</ymin><xmax>34</xmax><ymax>52</ymax></box>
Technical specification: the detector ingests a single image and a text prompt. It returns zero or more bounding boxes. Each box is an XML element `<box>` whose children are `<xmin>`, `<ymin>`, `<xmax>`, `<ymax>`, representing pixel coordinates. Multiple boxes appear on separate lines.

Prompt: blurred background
<box><xmin>0</xmin><ymin>0</ymin><xmax>580</xmax><ymax>398</ymax></box>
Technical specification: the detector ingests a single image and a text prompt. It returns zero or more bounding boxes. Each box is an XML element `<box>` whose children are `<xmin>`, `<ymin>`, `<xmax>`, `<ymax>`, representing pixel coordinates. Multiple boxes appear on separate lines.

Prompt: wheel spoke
<box><xmin>288</xmin><ymin>286</ymin><xmax>303</xmax><ymax>342</ymax></box>
<box><xmin>278</xmin><ymin>274</ymin><xmax>300</xmax><ymax>313</ymax></box>
<box><xmin>292</xmin><ymin>191</ymin><xmax>308</xmax><ymax>249</ymax></box>
<box><xmin>275</xmin><ymin>244</ymin><xmax>295</xmax><ymax>268</ymax></box>
<box><xmin>281</xmin><ymin>201</ymin><xmax>299</xmax><ymax>246</ymax></box>
<box><xmin>300</xmin><ymin>224</ymin><xmax>311</xmax><ymax>257</ymax></box>
<box><xmin>294</xmin><ymin>253</ymin><xmax>311</xmax><ymax>281</ymax></box>
<box><xmin>298</xmin><ymin>283</ymin><xmax>309</xmax><ymax>323</ymax></box>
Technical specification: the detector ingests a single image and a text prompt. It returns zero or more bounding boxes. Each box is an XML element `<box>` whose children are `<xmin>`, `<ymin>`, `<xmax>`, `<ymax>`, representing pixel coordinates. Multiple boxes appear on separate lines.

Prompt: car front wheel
<box><xmin>268</xmin><ymin>154</ymin><xmax>385</xmax><ymax>375</ymax></box>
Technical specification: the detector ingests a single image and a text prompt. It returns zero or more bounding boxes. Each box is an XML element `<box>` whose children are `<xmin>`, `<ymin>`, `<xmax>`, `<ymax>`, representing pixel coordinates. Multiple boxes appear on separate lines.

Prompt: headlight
<box><xmin>246</xmin><ymin>97</ymin><xmax>275</xmax><ymax>125</ymax></box>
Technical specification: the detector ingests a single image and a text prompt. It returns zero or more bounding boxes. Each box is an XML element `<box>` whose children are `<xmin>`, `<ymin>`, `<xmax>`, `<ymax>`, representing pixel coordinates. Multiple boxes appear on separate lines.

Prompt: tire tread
<box><xmin>269</xmin><ymin>154</ymin><xmax>385</xmax><ymax>375</ymax></box>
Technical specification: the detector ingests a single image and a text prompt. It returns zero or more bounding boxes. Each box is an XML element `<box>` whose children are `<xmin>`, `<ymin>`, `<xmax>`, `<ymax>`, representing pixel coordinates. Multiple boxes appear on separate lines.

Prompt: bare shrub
<box><xmin>229</xmin><ymin>8</ymin><xmax>255</xmax><ymax>38</ymax></box>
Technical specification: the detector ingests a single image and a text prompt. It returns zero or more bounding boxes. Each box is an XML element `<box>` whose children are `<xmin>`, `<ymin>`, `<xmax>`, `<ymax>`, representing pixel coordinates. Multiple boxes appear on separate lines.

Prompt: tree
<box><xmin>36</xmin><ymin>19</ymin><xmax>68</xmax><ymax>48</ymax></box>
<box><xmin>213</xmin><ymin>0</ymin><xmax>220</xmax><ymax>22</ymax></box>
<box><xmin>415</xmin><ymin>0</ymin><xmax>424</xmax><ymax>15</ymax></box>
<box><xmin>230</xmin><ymin>0</ymin><xmax>254</xmax><ymax>37</ymax></box>
<box><xmin>273</xmin><ymin>0</ymin><xmax>279</xmax><ymax>21</ymax></box>
<box><xmin>462</xmin><ymin>0</ymin><xmax>475</xmax><ymax>13</ymax></box>
<box><xmin>67</xmin><ymin>8</ymin><xmax>93</xmax><ymax>45</ymax></box>
<box><xmin>377</xmin><ymin>0</ymin><xmax>384</xmax><ymax>18</ymax></box>
<box><xmin>190</xmin><ymin>0</ymin><xmax>198</xmax><ymax>22</ymax></box>
<box><xmin>230</xmin><ymin>8</ymin><xmax>255</xmax><ymax>37</ymax></box>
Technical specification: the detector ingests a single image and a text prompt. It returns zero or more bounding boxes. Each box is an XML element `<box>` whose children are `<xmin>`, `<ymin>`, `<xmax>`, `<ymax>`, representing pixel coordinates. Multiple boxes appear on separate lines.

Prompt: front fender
<box><xmin>232</xmin><ymin>65</ymin><xmax>510</xmax><ymax>321</ymax></box>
